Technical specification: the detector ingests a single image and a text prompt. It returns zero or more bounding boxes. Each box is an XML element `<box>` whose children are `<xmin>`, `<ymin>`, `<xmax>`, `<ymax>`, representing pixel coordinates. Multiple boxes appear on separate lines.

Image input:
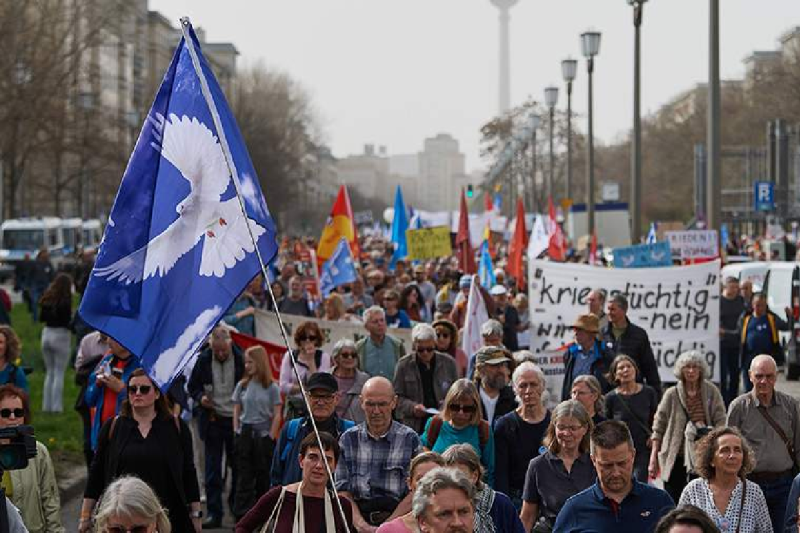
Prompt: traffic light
<box><xmin>466</xmin><ymin>184</ymin><xmax>474</xmax><ymax>198</ymax></box>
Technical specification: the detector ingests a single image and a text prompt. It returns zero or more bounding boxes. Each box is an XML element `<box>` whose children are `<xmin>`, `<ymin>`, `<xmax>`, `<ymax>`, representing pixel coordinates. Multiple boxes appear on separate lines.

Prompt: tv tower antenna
<box><xmin>490</xmin><ymin>0</ymin><xmax>520</xmax><ymax>114</ymax></box>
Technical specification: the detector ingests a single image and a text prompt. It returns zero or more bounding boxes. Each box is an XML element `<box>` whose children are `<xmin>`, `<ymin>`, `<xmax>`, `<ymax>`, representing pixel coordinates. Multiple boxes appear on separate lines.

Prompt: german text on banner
<box><xmin>527</xmin><ymin>260</ymin><xmax>721</xmax><ymax>403</ymax></box>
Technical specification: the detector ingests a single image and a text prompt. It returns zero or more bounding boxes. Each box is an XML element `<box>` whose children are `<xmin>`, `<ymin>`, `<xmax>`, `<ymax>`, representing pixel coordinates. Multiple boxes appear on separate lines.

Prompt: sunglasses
<box><xmin>338</xmin><ymin>352</ymin><xmax>358</xmax><ymax>359</ymax></box>
<box><xmin>436</xmin><ymin>332</ymin><xmax>451</xmax><ymax>338</ymax></box>
<box><xmin>298</xmin><ymin>335</ymin><xmax>318</xmax><ymax>343</ymax></box>
<box><xmin>0</xmin><ymin>408</ymin><xmax>24</xmax><ymax>419</ymax></box>
<box><xmin>417</xmin><ymin>346</ymin><xmax>435</xmax><ymax>353</ymax></box>
<box><xmin>106</xmin><ymin>526</ymin><xmax>151</xmax><ymax>533</ymax></box>
<box><xmin>449</xmin><ymin>404</ymin><xmax>476</xmax><ymax>414</ymax></box>
<box><xmin>128</xmin><ymin>385</ymin><xmax>153</xmax><ymax>395</ymax></box>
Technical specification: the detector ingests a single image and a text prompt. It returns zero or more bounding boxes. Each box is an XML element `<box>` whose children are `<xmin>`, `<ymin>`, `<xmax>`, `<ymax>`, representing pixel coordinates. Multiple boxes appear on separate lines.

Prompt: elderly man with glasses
<box><xmin>394</xmin><ymin>324</ymin><xmax>459</xmax><ymax>433</ymax></box>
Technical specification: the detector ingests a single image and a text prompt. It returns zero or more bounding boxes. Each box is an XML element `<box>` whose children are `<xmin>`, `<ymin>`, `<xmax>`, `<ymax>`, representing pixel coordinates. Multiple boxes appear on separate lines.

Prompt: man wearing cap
<box><xmin>466</xmin><ymin>319</ymin><xmax>505</xmax><ymax>379</ymax></box>
<box><xmin>356</xmin><ymin>306</ymin><xmax>406</xmax><ymax>380</ymax></box>
<box><xmin>473</xmin><ymin>346</ymin><xmax>518</xmax><ymax>425</ymax></box>
<box><xmin>561</xmin><ymin>313</ymin><xmax>613</xmax><ymax>401</ymax></box>
<box><xmin>491</xmin><ymin>284</ymin><xmax>520</xmax><ymax>352</ymax></box>
<box><xmin>394</xmin><ymin>324</ymin><xmax>459</xmax><ymax>433</ymax></box>
<box><xmin>269</xmin><ymin>372</ymin><xmax>356</xmax><ymax>487</ymax></box>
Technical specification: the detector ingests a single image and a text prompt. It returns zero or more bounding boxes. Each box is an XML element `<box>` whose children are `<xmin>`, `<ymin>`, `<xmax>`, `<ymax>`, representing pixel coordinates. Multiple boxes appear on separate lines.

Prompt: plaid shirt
<box><xmin>335</xmin><ymin>420</ymin><xmax>421</xmax><ymax>501</ymax></box>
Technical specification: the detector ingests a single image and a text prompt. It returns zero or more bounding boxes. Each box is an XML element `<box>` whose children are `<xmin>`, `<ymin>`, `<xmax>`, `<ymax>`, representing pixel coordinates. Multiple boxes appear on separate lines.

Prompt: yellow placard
<box><xmin>406</xmin><ymin>226</ymin><xmax>453</xmax><ymax>260</ymax></box>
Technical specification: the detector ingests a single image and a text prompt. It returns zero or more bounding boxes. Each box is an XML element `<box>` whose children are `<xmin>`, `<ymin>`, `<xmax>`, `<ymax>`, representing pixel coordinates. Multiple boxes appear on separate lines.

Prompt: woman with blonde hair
<box><xmin>233</xmin><ymin>345</ymin><xmax>282</xmax><ymax>519</ymax></box>
<box><xmin>92</xmin><ymin>476</ymin><xmax>171</xmax><ymax>533</ymax></box>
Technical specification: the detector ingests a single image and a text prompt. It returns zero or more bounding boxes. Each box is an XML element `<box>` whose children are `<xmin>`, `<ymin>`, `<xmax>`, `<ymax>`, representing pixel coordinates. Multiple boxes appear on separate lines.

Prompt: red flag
<box><xmin>507</xmin><ymin>198</ymin><xmax>528</xmax><ymax>290</ymax></box>
<box><xmin>484</xmin><ymin>192</ymin><xmax>493</xmax><ymax>212</ymax></box>
<box><xmin>547</xmin><ymin>197</ymin><xmax>567</xmax><ymax>261</ymax></box>
<box><xmin>229</xmin><ymin>331</ymin><xmax>283</xmax><ymax>382</ymax></box>
<box><xmin>317</xmin><ymin>185</ymin><xmax>360</xmax><ymax>266</ymax></box>
<box><xmin>589</xmin><ymin>232</ymin><xmax>598</xmax><ymax>265</ymax></box>
<box><xmin>456</xmin><ymin>189</ymin><xmax>476</xmax><ymax>274</ymax></box>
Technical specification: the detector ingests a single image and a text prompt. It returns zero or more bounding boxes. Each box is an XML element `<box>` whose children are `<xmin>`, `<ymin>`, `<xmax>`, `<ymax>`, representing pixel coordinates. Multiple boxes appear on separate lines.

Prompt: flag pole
<box><xmin>179</xmin><ymin>18</ymin><xmax>350</xmax><ymax>530</ymax></box>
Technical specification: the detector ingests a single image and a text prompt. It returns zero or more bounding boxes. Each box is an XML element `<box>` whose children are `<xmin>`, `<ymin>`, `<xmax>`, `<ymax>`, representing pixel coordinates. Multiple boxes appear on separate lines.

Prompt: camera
<box><xmin>0</xmin><ymin>425</ymin><xmax>37</xmax><ymax>470</ymax></box>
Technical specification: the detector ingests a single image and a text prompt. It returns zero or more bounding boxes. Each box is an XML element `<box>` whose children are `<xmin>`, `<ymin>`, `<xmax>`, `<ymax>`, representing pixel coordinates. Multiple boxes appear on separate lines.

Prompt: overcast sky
<box><xmin>151</xmin><ymin>1</ymin><xmax>800</xmax><ymax>172</ymax></box>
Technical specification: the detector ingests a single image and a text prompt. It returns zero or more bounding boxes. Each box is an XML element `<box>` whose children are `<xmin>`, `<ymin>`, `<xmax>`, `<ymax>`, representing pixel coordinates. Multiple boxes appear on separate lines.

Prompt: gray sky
<box><xmin>151</xmin><ymin>0</ymin><xmax>800</xmax><ymax>172</ymax></box>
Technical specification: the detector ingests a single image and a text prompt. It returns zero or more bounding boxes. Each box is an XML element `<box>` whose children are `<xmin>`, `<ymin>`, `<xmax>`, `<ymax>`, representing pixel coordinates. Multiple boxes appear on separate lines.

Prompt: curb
<box><xmin>58</xmin><ymin>465</ymin><xmax>88</xmax><ymax>504</ymax></box>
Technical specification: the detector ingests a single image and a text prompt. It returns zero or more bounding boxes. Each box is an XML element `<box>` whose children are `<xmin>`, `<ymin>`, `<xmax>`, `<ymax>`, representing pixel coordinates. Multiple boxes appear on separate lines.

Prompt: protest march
<box><xmin>4</xmin><ymin>7</ymin><xmax>800</xmax><ymax>533</ymax></box>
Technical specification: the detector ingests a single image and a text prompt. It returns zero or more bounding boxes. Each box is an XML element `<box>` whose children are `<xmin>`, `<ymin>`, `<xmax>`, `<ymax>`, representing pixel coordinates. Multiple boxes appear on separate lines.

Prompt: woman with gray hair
<box><xmin>92</xmin><ymin>476</ymin><xmax>171</xmax><ymax>533</ymax></box>
<box><xmin>648</xmin><ymin>350</ymin><xmax>725</xmax><ymax>504</ymax></box>
<box><xmin>520</xmin><ymin>400</ymin><xmax>596</xmax><ymax>532</ymax></box>
<box><xmin>570</xmin><ymin>375</ymin><xmax>606</xmax><ymax>426</ymax></box>
<box><xmin>442</xmin><ymin>444</ymin><xmax>525</xmax><ymax>533</ymax></box>
<box><xmin>330</xmin><ymin>339</ymin><xmax>368</xmax><ymax>423</ymax></box>
<box><xmin>493</xmin><ymin>361</ymin><xmax>551</xmax><ymax>509</ymax></box>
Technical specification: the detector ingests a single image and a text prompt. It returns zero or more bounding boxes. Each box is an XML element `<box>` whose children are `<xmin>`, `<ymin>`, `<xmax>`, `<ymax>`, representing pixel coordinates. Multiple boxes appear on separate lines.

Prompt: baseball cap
<box><xmin>475</xmin><ymin>346</ymin><xmax>512</xmax><ymax>367</ymax></box>
<box><xmin>459</xmin><ymin>275</ymin><xmax>472</xmax><ymax>289</ymax></box>
<box><xmin>490</xmin><ymin>285</ymin><xmax>507</xmax><ymax>296</ymax></box>
<box><xmin>305</xmin><ymin>372</ymin><xmax>338</xmax><ymax>393</ymax></box>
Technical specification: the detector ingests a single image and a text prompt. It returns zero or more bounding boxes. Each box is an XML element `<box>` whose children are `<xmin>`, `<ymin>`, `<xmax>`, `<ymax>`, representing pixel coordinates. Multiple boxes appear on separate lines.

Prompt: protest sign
<box><xmin>527</xmin><ymin>260</ymin><xmax>720</xmax><ymax>404</ymax></box>
<box><xmin>406</xmin><ymin>226</ymin><xmax>453</xmax><ymax>260</ymax></box>
<box><xmin>666</xmin><ymin>230</ymin><xmax>719</xmax><ymax>260</ymax></box>
<box><xmin>613</xmin><ymin>242</ymin><xmax>672</xmax><ymax>268</ymax></box>
<box><xmin>255</xmin><ymin>309</ymin><xmax>413</xmax><ymax>355</ymax></box>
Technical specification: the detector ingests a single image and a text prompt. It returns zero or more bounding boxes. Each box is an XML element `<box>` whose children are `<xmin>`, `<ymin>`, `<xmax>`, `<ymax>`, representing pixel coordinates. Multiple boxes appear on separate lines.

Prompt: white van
<box><xmin>61</xmin><ymin>218</ymin><xmax>83</xmax><ymax>256</ymax></box>
<box><xmin>0</xmin><ymin>218</ymin><xmax>65</xmax><ymax>265</ymax></box>
<box><xmin>761</xmin><ymin>262</ymin><xmax>800</xmax><ymax>379</ymax></box>
<box><xmin>81</xmin><ymin>219</ymin><xmax>103</xmax><ymax>253</ymax></box>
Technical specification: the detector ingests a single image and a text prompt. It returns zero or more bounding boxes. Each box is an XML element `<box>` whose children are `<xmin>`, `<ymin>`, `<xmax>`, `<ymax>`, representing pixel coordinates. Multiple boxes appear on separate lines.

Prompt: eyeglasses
<box><xmin>449</xmin><ymin>404</ymin><xmax>476</xmax><ymax>414</ymax></box>
<box><xmin>436</xmin><ymin>332</ymin><xmax>451</xmax><ymax>338</ymax></box>
<box><xmin>338</xmin><ymin>351</ymin><xmax>358</xmax><ymax>359</ymax></box>
<box><xmin>417</xmin><ymin>346</ymin><xmax>435</xmax><ymax>353</ymax></box>
<box><xmin>298</xmin><ymin>335</ymin><xmax>318</xmax><ymax>343</ymax></box>
<box><xmin>309</xmin><ymin>393</ymin><xmax>335</xmax><ymax>403</ymax></box>
<box><xmin>0</xmin><ymin>408</ymin><xmax>24</xmax><ymax>419</ymax></box>
<box><xmin>128</xmin><ymin>385</ymin><xmax>153</xmax><ymax>396</ymax></box>
<box><xmin>105</xmin><ymin>526</ymin><xmax>151</xmax><ymax>533</ymax></box>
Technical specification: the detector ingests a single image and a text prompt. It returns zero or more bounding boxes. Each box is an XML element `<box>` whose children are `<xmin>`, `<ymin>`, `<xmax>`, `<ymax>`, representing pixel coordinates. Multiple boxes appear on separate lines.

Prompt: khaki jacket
<box><xmin>393</xmin><ymin>352</ymin><xmax>458</xmax><ymax>433</ymax></box>
<box><xmin>9</xmin><ymin>440</ymin><xmax>64</xmax><ymax>533</ymax></box>
<box><xmin>651</xmin><ymin>379</ymin><xmax>726</xmax><ymax>480</ymax></box>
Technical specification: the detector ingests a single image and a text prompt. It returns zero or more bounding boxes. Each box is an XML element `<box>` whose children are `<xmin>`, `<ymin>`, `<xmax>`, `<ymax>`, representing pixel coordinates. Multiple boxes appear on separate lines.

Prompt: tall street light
<box><xmin>561</xmin><ymin>59</ymin><xmax>578</xmax><ymax>201</ymax></box>
<box><xmin>628</xmin><ymin>0</ymin><xmax>647</xmax><ymax>243</ymax></box>
<box><xmin>581</xmin><ymin>30</ymin><xmax>601</xmax><ymax>238</ymax></box>
<box><xmin>544</xmin><ymin>86</ymin><xmax>559</xmax><ymax>202</ymax></box>
<box><xmin>528</xmin><ymin>113</ymin><xmax>541</xmax><ymax>212</ymax></box>
<box><xmin>707</xmin><ymin>0</ymin><xmax>721</xmax><ymax>233</ymax></box>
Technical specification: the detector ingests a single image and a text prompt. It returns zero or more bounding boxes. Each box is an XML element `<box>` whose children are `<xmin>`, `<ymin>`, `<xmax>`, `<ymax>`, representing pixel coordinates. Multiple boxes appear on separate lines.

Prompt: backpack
<box><xmin>280</xmin><ymin>417</ymin><xmax>356</xmax><ymax>462</ymax></box>
<box><xmin>425</xmin><ymin>414</ymin><xmax>489</xmax><ymax>452</ymax></box>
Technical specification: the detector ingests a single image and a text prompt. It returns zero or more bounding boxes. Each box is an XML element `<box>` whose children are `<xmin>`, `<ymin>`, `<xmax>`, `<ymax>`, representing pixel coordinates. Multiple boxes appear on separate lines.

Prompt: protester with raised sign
<box><xmin>356</xmin><ymin>306</ymin><xmax>406</xmax><ymax>380</ymax></box>
<box><xmin>604</xmin><ymin>354</ymin><xmax>659</xmax><ymax>483</ymax></box>
<box><xmin>727</xmin><ymin>354</ymin><xmax>800</xmax><ymax>533</ymax></box>
<box><xmin>737</xmin><ymin>293</ymin><xmax>791</xmax><ymax>391</ymax></box>
<box><xmin>561</xmin><ymin>313</ymin><xmax>613</xmax><ymax>402</ymax></box>
<box><xmin>648</xmin><ymin>350</ymin><xmax>726</xmax><ymax>503</ymax></box>
<box><xmin>602</xmin><ymin>294</ymin><xmax>662</xmax><ymax>396</ymax></box>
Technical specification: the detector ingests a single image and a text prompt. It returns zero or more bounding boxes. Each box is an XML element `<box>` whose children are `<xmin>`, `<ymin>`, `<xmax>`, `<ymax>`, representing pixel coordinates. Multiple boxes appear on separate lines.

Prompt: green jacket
<box><xmin>8</xmin><ymin>440</ymin><xmax>63</xmax><ymax>533</ymax></box>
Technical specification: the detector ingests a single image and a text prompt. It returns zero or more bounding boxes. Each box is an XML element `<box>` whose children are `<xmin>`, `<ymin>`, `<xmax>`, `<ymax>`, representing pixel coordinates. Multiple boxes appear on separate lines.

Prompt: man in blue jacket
<box><xmin>561</xmin><ymin>313</ymin><xmax>613</xmax><ymax>401</ymax></box>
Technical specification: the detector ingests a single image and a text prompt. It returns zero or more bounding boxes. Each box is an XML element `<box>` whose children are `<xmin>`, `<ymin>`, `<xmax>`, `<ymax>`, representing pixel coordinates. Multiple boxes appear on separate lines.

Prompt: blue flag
<box><xmin>493</xmin><ymin>192</ymin><xmax>503</xmax><ymax>212</ymax></box>
<box><xmin>390</xmin><ymin>186</ymin><xmax>408</xmax><ymax>268</ymax></box>
<box><xmin>79</xmin><ymin>20</ymin><xmax>278</xmax><ymax>387</ymax></box>
<box><xmin>478</xmin><ymin>241</ymin><xmax>496</xmax><ymax>288</ymax></box>
<box><xmin>646</xmin><ymin>222</ymin><xmax>657</xmax><ymax>244</ymax></box>
<box><xmin>319</xmin><ymin>239</ymin><xmax>357</xmax><ymax>296</ymax></box>
<box><xmin>720</xmin><ymin>223</ymin><xmax>729</xmax><ymax>249</ymax></box>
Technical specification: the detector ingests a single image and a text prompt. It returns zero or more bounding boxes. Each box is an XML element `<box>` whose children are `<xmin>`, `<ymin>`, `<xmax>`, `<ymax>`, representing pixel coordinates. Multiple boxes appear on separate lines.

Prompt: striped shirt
<box><xmin>335</xmin><ymin>421</ymin><xmax>421</xmax><ymax>502</ymax></box>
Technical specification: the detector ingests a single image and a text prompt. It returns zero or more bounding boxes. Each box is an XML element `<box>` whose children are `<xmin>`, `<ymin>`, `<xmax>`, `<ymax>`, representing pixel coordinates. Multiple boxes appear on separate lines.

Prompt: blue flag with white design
<box><xmin>79</xmin><ymin>20</ymin><xmax>278</xmax><ymax>388</ymax></box>
<box><xmin>319</xmin><ymin>238</ymin><xmax>357</xmax><ymax>297</ymax></box>
<box><xmin>646</xmin><ymin>222</ymin><xmax>657</xmax><ymax>244</ymax></box>
<box><xmin>478</xmin><ymin>241</ymin><xmax>496</xmax><ymax>288</ymax></box>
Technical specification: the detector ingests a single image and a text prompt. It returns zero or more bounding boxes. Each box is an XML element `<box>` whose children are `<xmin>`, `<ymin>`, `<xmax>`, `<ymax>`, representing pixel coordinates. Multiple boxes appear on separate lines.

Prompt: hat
<box><xmin>489</xmin><ymin>285</ymin><xmax>507</xmax><ymax>296</ymax></box>
<box><xmin>475</xmin><ymin>346</ymin><xmax>512</xmax><ymax>367</ymax></box>
<box><xmin>459</xmin><ymin>275</ymin><xmax>472</xmax><ymax>289</ymax></box>
<box><xmin>571</xmin><ymin>313</ymin><xmax>600</xmax><ymax>333</ymax></box>
<box><xmin>413</xmin><ymin>264</ymin><xmax>425</xmax><ymax>274</ymax></box>
<box><xmin>305</xmin><ymin>372</ymin><xmax>338</xmax><ymax>393</ymax></box>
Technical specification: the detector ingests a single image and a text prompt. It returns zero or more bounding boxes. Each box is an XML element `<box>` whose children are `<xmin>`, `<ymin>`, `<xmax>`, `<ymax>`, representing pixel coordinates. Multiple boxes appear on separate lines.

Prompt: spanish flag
<box><xmin>317</xmin><ymin>185</ymin><xmax>360</xmax><ymax>266</ymax></box>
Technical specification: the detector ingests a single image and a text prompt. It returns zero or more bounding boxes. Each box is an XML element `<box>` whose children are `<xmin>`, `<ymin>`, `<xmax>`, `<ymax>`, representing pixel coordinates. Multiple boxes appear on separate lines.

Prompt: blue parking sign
<box><xmin>754</xmin><ymin>181</ymin><xmax>774</xmax><ymax>212</ymax></box>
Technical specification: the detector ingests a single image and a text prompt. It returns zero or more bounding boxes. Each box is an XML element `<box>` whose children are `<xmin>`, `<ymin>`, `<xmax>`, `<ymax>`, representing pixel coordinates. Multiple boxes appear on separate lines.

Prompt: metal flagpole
<box><xmin>179</xmin><ymin>18</ymin><xmax>351</xmax><ymax>531</ymax></box>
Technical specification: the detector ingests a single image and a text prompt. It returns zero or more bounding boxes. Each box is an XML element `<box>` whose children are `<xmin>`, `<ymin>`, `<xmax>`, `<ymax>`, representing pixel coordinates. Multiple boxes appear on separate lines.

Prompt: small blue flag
<box><xmin>493</xmin><ymin>192</ymin><xmax>503</xmax><ymax>212</ymax></box>
<box><xmin>478</xmin><ymin>241</ymin><xmax>496</xmax><ymax>288</ymax></box>
<box><xmin>79</xmin><ymin>20</ymin><xmax>278</xmax><ymax>388</ymax></box>
<box><xmin>390</xmin><ymin>186</ymin><xmax>409</xmax><ymax>268</ymax></box>
<box><xmin>319</xmin><ymin>239</ymin><xmax>357</xmax><ymax>296</ymax></box>
<box><xmin>646</xmin><ymin>222</ymin><xmax>657</xmax><ymax>244</ymax></box>
<box><xmin>720</xmin><ymin>223</ymin><xmax>729</xmax><ymax>249</ymax></box>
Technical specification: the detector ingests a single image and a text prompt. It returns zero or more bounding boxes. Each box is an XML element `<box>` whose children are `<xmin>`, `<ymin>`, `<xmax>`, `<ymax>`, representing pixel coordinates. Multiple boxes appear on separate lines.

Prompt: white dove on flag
<box><xmin>93</xmin><ymin>113</ymin><xmax>265</xmax><ymax>284</ymax></box>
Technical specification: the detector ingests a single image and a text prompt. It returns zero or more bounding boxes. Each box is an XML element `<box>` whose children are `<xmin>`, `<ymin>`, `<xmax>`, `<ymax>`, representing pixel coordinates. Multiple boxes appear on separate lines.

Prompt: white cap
<box><xmin>489</xmin><ymin>285</ymin><xmax>507</xmax><ymax>296</ymax></box>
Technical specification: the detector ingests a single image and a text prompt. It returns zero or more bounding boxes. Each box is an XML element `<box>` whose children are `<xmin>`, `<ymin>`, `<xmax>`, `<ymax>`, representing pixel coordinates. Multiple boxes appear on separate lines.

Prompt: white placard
<box><xmin>665</xmin><ymin>230</ymin><xmax>719</xmax><ymax>260</ymax></box>
<box><xmin>527</xmin><ymin>260</ymin><xmax>720</xmax><ymax>403</ymax></box>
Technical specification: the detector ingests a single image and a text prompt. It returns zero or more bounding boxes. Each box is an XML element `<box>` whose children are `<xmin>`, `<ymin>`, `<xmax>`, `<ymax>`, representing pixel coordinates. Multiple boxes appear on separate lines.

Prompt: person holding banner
<box><xmin>602</xmin><ymin>294</ymin><xmax>662</xmax><ymax>397</ymax></box>
<box><xmin>604</xmin><ymin>355</ymin><xmax>659</xmax><ymax>483</ymax></box>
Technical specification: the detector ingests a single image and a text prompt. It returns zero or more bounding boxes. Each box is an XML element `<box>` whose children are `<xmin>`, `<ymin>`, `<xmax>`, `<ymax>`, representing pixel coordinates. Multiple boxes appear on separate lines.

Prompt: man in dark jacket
<box><xmin>737</xmin><ymin>292</ymin><xmax>791</xmax><ymax>391</ymax></box>
<box><xmin>187</xmin><ymin>326</ymin><xmax>244</xmax><ymax>528</ymax></box>
<box><xmin>601</xmin><ymin>294</ymin><xmax>662</xmax><ymax>397</ymax></box>
<box><xmin>561</xmin><ymin>313</ymin><xmax>613</xmax><ymax>401</ymax></box>
<box><xmin>270</xmin><ymin>372</ymin><xmax>355</xmax><ymax>487</ymax></box>
<box><xmin>473</xmin><ymin>346</ymin><xmax>518</xmax><ymax>426</ymax></box>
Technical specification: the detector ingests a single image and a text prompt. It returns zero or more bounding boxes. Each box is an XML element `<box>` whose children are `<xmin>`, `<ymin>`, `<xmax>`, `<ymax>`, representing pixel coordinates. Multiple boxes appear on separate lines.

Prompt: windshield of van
<box><xmin>767</xmin><ymin>268</ymin><xmax>793</xmax><ymax>312</ymax></box>
<box><xmin>2</xmin><ymin>230</ymin><xmax>44</xmax><ymax>251</ymax></box>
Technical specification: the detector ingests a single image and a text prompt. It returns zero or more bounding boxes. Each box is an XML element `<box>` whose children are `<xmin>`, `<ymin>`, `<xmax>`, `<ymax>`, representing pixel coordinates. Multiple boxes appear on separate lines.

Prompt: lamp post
<box><xmin>561</xmin><ymin>59</ymin><xmax>577</xmax><ymax>202</ymax></box>
<box><xmin>628</xmin><ymin>0</ymin><xmax>647</xmax><ymax>243</ymax></box>
<box><xmin>707</xmin><ymin>0</ymin><xmax>721</xmax><ymax>234</ymax></box>
<box><xmin>544</xmin><ymin>86</ymin><xmax>559</xmax><ymax>202</ymax></box>
<box><xmin>581</xmin><ymin>30</ymin><xmax>601</xmax><ymax>238</ymax></box>
<box><xmin>528</xmin><ymin>113</ymin><xmax>541</xmax><ymax>212</ymax></box>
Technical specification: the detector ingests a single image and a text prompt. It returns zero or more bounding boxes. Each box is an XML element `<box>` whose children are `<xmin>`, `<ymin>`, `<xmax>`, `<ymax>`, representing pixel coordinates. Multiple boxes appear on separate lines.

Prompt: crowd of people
<box><xmin>1</xmin><ymin>232</ymin><xmax>800</xmax><ymax>533</ymax></box>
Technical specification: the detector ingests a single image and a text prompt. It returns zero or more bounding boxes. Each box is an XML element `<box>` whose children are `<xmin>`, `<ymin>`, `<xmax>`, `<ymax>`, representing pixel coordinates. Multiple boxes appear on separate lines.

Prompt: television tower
<box><xmin>490</xmin><ymin>0</ymin><xmax>519</xmax><ymax>114</ymax></box>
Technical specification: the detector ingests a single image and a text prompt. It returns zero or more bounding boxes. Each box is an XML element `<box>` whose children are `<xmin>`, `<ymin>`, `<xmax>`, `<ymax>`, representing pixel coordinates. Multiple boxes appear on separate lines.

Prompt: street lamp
<box><xmin>544</xmin><ymin>86</ymin><xmax>559</xmax><ymax>202</ymax></box>
<box><xmin>528</xmin><ymin>113</ymin><xmax>541</xmax><ymax>212</ymax></box>
<box><xmin>628</xmin><ymin>0</ymin><xmax>647</xmax><ymax>242</ymax></box>
<box><xmin>561</xmin><ymin>59</ymin><xmax>578</xmax><ymax>202</ymax></box>
<box><xmin>581</xmin><ymin>30</ymin><xmax>601</xmax><ymax>238</ymax></box>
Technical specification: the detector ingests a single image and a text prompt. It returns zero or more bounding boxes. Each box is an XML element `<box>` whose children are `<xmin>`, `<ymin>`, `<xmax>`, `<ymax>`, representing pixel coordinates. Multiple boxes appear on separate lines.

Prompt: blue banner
<box><xmin>319</xmin><ymin>239</ymin><xmax>357</xmax><ymax>296</ymax></box>
<box><xmin>613</xmin><ymin>242</ymin><xmax>672</xmax><ymax>268</ymax></box>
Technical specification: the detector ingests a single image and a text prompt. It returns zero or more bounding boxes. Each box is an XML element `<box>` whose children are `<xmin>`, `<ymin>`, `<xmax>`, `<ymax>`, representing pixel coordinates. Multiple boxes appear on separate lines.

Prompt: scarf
<box><xmin>474</xmin><ymin>486</ymin><xmax>496</xmax><ymax>533</ymax></box>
